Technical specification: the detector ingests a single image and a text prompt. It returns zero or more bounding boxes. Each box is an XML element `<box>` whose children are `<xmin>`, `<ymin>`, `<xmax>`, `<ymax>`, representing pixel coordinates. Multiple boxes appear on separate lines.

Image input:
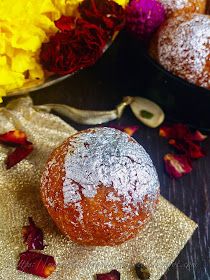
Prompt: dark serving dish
<box><xmin>116</xmin><ymin>31</ymin><xmax>210</xmax><ymax>131</ymax></box>
<box><xmin>143</xmin><ymin>53</ymin><xmax>210</xmax><ymax>130</ymax></box>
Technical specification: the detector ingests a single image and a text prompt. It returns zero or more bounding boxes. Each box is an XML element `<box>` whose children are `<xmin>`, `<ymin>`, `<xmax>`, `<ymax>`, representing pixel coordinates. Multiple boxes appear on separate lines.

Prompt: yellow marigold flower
<box><xmin>114</xmin><ymin>0</ymin><xmax>130</xmax><ymax>6</ymax></box>
<box><xmin>0</xmin><ymin>0</ymin><xmax>128</xmax><ymax>102</ymax></box>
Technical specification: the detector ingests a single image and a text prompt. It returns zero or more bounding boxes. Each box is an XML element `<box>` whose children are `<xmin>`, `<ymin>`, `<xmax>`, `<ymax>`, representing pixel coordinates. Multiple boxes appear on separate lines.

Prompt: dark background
<box><xmin>31</xmin><ymin>31</ymin><xmax>210</xmax><ymax>280</ymax></box>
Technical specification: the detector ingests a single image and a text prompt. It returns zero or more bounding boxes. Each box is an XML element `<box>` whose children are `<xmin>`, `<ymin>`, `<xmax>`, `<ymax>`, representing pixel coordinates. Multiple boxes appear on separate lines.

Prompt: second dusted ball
<box><xmin>150</xmin><ymin>14</ymin><xmax>210</xmax><ymax>89</ymax></box>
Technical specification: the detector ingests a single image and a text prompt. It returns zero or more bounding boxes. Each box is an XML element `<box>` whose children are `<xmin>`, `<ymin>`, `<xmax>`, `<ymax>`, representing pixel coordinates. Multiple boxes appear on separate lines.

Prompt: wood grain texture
<box><xmin>31</xmin><ymin>31</ymin><xmax>210</xmax><ymax>280</ymax></box>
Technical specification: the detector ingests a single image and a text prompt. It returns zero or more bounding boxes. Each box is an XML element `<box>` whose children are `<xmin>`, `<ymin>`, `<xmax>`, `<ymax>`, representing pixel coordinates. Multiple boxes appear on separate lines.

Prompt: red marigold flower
<box><xmin>96</xmin><ymin>269</ymin><xmax>120</xmax><ymax>280</ymax></box>
<box><xmin>17</xmin><ymin>251</ymin><xmax>56</xmax><ymax>278</ymax></box>
<box><xmin>164</xmin><ymin>153</ymin><xmax>192</xmax><ymax>178</ymax></box>
<box><xmin>78</xmin><ymin>0</ymin><xmax>125</xmax><ymax>36</ymax></box>
<box><xmin>6</xmin><ymin>141</ymin><xmax>33</xmax><ymax>169</ymax></box>
<box><xmin>54</xmin><ymin>15</ymin><xmax>75</xmax><ymax>32</ymax></box>
<box><xmin>0</xmin><ymin>130</ymin><xmax>28</xmax><ymax>146</ymax></box>
<box><xmin>40</xmin><ymin>18</ymin><xmax>107</xmax><ymax>75</ymax></box>
<box><xmin>22</xmin><ymin>217</ymin><xmax>45</xmax><ymax>250</ymax></box>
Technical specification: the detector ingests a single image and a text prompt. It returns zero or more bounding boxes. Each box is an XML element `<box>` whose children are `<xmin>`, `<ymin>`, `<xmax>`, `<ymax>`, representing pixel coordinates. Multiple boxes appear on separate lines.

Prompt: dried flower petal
<box><xmin>159</xmin><ymin>126</ymin><xmax>172</xmax><ymax>138</ymax></box>
<box><xmin>123</xmin><ymin>125</ymin><xmax>139</xmax><ymax>136</ymax></box>
<box><xmin>159</xmin><ymin>124</ymin><xmax>190</xmax><ymax>139</ymax></box>
<box><xmin>159</xmin><ymin>124</ymin><xmax>207</xmax><ymax>142</ymax></box>
<box><xmin>6</xmin><ymin>141</ymin><xmax>33</xmax><ymax>169</ymax></box>
<box><xmin>135</xmin><ymin>263</ymin><xmax>150</xmax><ymax>279</ymax></box>
<box><xmin>17</xmin><ymin>251</ymin><xmax>56</xmax><ymax>278</ymax></box>
<box><xmin>54</xmin><ymin>16</ymin><xmax>75</xmax><ymax>32</ymax></box>
<box><xmin>190</xmin><ymin>130</ymin><xmax>207</xmax><ymax>142</ymax></box>
<box><xmin>0</xmin><ymin>130</ymin><xmax>28</xmax><ymax>146</ymax></box>
<box><xmin>164</xmin><ymin>153</ymin><xmax>192</xmax><ymax>178</ymax></box>
<box><xmin>22</xmin><ymin>217</ymin><xmax>44</xmax><ymax>250</ymax></box>
<box><xmin>169</xmin><ymin>139</ymin><xmax>205</xmax><ymax>159</ymax></box>
<box><xmin>96</xmin><ymin>269</ymin><xmax>120</xmax><ymax>280</ymax></box>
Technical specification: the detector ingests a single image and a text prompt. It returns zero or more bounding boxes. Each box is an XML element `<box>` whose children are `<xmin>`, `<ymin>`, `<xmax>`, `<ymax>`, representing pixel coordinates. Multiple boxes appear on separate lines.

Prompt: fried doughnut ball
<box><xmin>159</xmin><ymin>0</ymin><xmax>206</xmax><ymax>17</ymax></box>
<box><xmin>41</xmin><ymin>127</ymin><xmax>159</xmax><ymax>246</ymax></box>
<box><xmin>150</xmin><ymin>14</ymin><xmax>210</xmax><ymax>89</ymax></box>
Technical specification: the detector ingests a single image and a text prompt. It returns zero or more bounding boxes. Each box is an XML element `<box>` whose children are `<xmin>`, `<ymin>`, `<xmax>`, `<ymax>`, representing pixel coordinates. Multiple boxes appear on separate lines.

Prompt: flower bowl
<box><xmin>5</xmin><ymin>40</ymin><xmax>113</xmax><ymax>98</ymax></box>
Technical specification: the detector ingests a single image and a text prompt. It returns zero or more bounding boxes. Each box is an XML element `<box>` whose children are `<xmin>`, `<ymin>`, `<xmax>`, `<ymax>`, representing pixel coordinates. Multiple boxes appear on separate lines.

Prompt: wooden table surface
<box><xmin>31</xmin><ymin>31</ymin><xmax>210</xmax><ymax>280</ymax></box>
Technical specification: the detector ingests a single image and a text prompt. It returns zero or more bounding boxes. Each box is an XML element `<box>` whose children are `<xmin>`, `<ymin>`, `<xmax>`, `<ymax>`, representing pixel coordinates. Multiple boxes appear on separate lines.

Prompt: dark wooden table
<box><xmin>31</xmin><ymin>31</ymin><xmax>210</xmax><ymax>280</ymax></box>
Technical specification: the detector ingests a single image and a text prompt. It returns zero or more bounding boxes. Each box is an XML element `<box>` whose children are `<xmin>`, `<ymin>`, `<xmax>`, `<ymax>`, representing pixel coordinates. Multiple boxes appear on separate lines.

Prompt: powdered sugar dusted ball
<box><xmin>158</xmin><ymin>0</ymin><xmax>206</xmax><ymax>17</ymax></box>
<box><xmin>150</xmin><ymin>14</ymin><xmax>210</xmax><ymax>89</ymax></box>
<box><xmin>41</xmin><ymin>127</ymin><xmax>159</xmax><ymax>246</ymax></box>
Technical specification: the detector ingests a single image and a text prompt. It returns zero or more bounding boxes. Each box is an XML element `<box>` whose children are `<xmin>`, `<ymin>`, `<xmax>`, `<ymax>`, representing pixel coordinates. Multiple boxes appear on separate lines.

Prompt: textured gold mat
<box><xmin>0</xmin><ymin>97</ymin><xmax>197</xmax><ymax>280</ymax></box>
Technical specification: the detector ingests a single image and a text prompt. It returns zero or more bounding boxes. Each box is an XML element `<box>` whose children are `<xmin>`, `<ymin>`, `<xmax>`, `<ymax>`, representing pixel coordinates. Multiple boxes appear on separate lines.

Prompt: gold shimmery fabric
<box><xmin>0</xmin><ymin>97</ymin><xmax>197</xmax><ymax>280</ymax></box>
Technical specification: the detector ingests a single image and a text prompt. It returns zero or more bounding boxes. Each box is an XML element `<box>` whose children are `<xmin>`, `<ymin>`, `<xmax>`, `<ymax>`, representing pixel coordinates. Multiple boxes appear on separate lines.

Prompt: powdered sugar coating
<box><xmin>63</xmin><ymin>127</ymin><xmax>159</xmax><ymax>212</ymax></box>
<box><xmin>159</xmin><ymin>0</ymin><xmax>189</xmax><ymax>11</ymax></box>
<box><xmin>155</xmin><ymin>14</ymin><xmax>210</xmax><ymax>88</ymax></box>
<box><xmin>158</xmin><ymin>0</ymin><xmax>205</xmax><ymax>15</ymax></box>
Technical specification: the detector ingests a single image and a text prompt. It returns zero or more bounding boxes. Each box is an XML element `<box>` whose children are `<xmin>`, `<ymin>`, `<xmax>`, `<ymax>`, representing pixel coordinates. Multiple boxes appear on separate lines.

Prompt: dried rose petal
<box><xmin>22</xmin><ymin>217</ymin><xmax>45</xmax><ymax>250</ymax></box>
<box><xmin>96</xmin><ymin>270</ymin><xmax>120</xmax><ymax>280</ymax></box>
<box><xmin>54</xmin><ymin>16</ymin><xmax>75</xmax><ymax>32</ymax></box>
<box><xmin>6</xmin><ymin>141</ymin><xmax>33</xmax><ymax>169</ymax></box>
<box><xmin>159</xmin><ymin>124</ymin><xmax>190</xmax><ymax>139</ymax></box>
<box><xmin>159</xmin><ymin>126</ymin><xmax>172</xmax><ymax>138</ymax></box>
<box><xmin>123</xmin><ymin>126</ymin><xmax>139</xmax><ymax>136</ymax></box>
<box><xmin>190</xmin><ymin>130</ymin><xmax>207</xmax><ymax>142</ymax></box>
<box><xmin>160</xmin><ymin>124</ymin><xmax>207</xmax><ymax>142</ymax></box>
<box><xmin>109</xmin><ymin>125</ymin><xmax>139</xmax><ymax>136</ymax></box>
<box><xmin>17</xmin><ymin>251</ymin><xmax>56</xmax><ymax>278</ymax></box>
<box><xmin>0</xmin><ymin>130</ymin><xmax>28</xmax><ymax>146</ymax></box>
<box><xmin>168</xmin><ymin>139</ymin><xmax>205</xmax><ymax>159</ymax></box>
<box><xmin>164</xmin><ymin>153</ymin><xmax>192</xmax><ymax>178</ymax></box>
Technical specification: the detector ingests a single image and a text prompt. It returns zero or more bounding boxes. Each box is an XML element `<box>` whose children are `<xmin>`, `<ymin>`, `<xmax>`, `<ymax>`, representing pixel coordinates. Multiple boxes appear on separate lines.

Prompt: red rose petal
<box><xmin>190</xmin><ymin>130</ymin><xmax>207</xmax><ymax>142</ymax></box>
<box><xmin>55</xmin><ymin>16</ymin><xmax>75</xmax><ymax>32</ymax></box>
<box><xmin>22</xmin><ymin>217</ymin><xmax>45</xmax><ymax>250</ymax></box>
<box><xmin>159</xmin><ymin>124</ymin><xmax>190</xmax><ymax>139</ymax></box>
<box><xmin>6</xmin><ymin>141</ymin><xmax>33</xmax><ymax>169</ymax></box>
<box><xmin>123</xmin><ymin>126</ymin><xmax>139</xmax><ymax>136</ymax></box>
<box><xmin>96</xmin><ymin>270</ymin><xmax>120</xmax><ymax>280</ymax></box>
<box><xmin>169</xmin><ymin>139</ymin><xmax>205</xmax><ymax>159</ymax></box>
<box><xmin>160</xmin><ymin>124</ymin><xmax>207</xmax><ymax>142</ymax></box>
<box><xmin>0</xmin><ymin>130</ymin><xmax>28</xmax><ymax>146</ymax></box>
<box><xmin>159</xmin><ymin>126</ymin><xmax>172</xmax><ymax>138</ymax></box>
<box><xmin>17</xmin><ymin>251</ymin><xmax>56</xmax><ymax>278</ymax></box>
<box><xmin>164</xmin><ymin>153</ymin><xmax>192</xmax><ymax>178</ymax></box>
